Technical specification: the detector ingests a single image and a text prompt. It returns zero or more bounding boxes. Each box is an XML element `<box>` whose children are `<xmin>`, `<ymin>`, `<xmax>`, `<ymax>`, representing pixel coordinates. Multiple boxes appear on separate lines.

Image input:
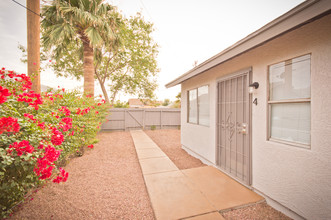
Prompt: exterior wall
<box><xmin>180</xmin><ymin>14</ymin><xmax>331</xmax><ymax>220</ymax></box>
<box><xmin>181</xmin><ymin>77</ymin><xmax>217</xmax><ymax>164</ymax></box>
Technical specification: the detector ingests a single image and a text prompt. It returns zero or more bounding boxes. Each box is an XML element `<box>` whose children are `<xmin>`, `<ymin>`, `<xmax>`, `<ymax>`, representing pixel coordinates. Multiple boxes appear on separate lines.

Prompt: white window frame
<box><xmin>187</xmin><ymin>85</ymin><xmax>209</xmax><ymax>126</ymax></box>
<box><xmin>267</xmin><ymin>54</ymin><xmax>311</xmax><ymax>148</ymax></box>
<box><xmin>188</xmin><ymin>89</ymin><xmax>198</xmax><ymax>124</ymax></box>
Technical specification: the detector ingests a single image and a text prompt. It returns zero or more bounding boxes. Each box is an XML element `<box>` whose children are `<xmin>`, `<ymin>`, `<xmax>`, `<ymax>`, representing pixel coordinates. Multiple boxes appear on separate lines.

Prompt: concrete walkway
<box><xmin>130</xmin><ymin>130</ymin><xmax>264</xmax><ymax>220</ymax></box>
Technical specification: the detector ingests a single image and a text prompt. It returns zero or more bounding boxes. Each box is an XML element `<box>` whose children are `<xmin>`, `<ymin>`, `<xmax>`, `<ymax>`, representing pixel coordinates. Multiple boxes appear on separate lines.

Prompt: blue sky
<box><xmin>0</xmin><ymin>0</ymin><xmax>304</xmax><ymax>101</ymax></box>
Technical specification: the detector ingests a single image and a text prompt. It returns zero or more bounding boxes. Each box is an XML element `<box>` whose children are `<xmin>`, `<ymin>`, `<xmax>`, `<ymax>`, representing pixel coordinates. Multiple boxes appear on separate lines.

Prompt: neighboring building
<box><xmin>166</xmin><ymin>1</ymin><xmax>331</xmax><ymax>219</ymax></box>
<box><xmin>128</xmin><ymin>98</ymin><xmax>145</xmax><ymax>108</ymax></box>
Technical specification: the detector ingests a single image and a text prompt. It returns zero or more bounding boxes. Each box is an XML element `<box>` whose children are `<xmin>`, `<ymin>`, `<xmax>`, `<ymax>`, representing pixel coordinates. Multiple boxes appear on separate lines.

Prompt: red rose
<box><xmin>0</xmin><ymin>117</ymin><xmax>20</xmax><ymax>134</ymax></box>
<box><xmin>51</xmin><ymin>128</ymin><xmax>64</xmax><ymax>146</ymax></box>
<box><xmin>52</xmin><ymin>168</ymin><xmax>69</xmax><ymax>183</ymax></box>
<box><xmin>88</xmin><ymin>144</ymin><xmax>94</xmax><ymax>149</ymax></box>
<box><xmin>8</xmin><ymin>140</ymin><xmax>34</xmax><ymax>156</ymax></box>
<box><xmin>0</xmin><ymin>85</ymin><xmax>11</xmax><ymax>104</ymax></box>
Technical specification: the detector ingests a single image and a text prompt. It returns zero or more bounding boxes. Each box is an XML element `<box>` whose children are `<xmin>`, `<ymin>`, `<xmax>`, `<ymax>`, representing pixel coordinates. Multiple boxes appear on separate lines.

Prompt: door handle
<box><xmin>241</xmin><ymin>123</ymin><xmax>247</xmax><ymax>135</ymax></box>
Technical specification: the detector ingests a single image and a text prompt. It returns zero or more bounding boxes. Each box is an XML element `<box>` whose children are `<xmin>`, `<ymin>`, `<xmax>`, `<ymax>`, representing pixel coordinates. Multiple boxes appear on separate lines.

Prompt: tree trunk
<box><xmin>110</xmin><ymin>90</ymin><xmax>119</xmax><ymax>105</ymax></box>
<box><xmin>27</xmin><ymin>0</ymin><xmax>40</xmax><ymax>93</ymax></box>
<box><xmin>82</xmin><ymin>39</ymin><xmax>95</xmax><ymax>96</ymax></box>
<box><xmin>97</xmin><ymin>77</ymin><xmax>110</xmax><ymax>104</ymax></box>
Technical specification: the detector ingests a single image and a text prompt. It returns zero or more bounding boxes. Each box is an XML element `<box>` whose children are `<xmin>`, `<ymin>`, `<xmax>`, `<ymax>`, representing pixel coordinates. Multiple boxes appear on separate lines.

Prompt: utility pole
<box><xmin>27</xmin><ymin>0</ymin><xmax>41</xmax><ymax>93</ymax></box>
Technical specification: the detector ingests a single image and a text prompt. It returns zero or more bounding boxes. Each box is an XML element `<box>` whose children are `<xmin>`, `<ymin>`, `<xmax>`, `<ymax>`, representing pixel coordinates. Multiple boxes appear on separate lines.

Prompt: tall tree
<box><xmin>27</xmin><ymin>0</ymin><xmax>41</xmax><ymax>93</ymax></box>
<box><xmin>95</xmin><ymin>13</ymin><xmax>159</xmax><ymax>104</ymax></box>
<box><xmin>172</xmin><ymin>92</ymin><xmax>181</xmax><ymax>108</ymax></box>
<box><xmin>40</xmin><ymin>12</ymin><xmax>159</xmax><ymax>104</ymax></box>
<box><xmin>41</xmin><ymin>0</ymin><xmax>119</xmax><ymax>96</ymax></box>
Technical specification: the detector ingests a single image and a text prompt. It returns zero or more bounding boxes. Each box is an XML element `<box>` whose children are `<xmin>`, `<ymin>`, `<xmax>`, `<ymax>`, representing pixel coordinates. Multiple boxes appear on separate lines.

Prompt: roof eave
<box><xmin>166</xmin><ymin>0</ymin><xmax>331</xmax><ymax>88</ymax></box>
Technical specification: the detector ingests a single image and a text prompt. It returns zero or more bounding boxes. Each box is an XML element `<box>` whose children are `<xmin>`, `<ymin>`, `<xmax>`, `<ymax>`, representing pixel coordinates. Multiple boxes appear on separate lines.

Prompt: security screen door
<box><xmin>217</xmin><ymin>71</ymin><xmax>251</xmax><ymax>185</ymax></box>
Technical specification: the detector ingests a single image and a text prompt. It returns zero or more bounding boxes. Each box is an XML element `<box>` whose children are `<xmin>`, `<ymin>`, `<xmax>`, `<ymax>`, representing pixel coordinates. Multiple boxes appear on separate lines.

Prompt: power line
<box><xmin>9</xmin><ymin>0</ymin><xmax>91</xmax><ymax>46</ymax></box>
<box><xmin>138</xmin><ymin>0</ymin><xmax>153</xmax><ymax>21</ymax></box>
<box><xmin>11</xmin><ymin>0</ymin><xmax>42</xmax><ymax>18</ymax></box>
<box><xmin>9</xmin><ymin>0</ymin><xmax>112</xmax><ymax>96</ymax></box>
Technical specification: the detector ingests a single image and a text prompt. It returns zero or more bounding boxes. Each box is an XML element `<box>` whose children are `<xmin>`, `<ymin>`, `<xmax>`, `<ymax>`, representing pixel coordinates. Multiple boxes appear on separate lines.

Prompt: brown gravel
<box><xmin>144</xmin><ymin>129</ymin><xmax>206</xmax><ymax>170</ymax></box>
<box><xmin>222</xmin><ymin>202</ymin><xmax>292</xmax><ymax>220</ymax></box>
<box><xmin>10</xmin><ymin>129</ymin><xmax>292</xmax><ymax>220</ymax></box>
<box><xmin>10</xmin><ymin>131</ymin><xmax>154</xmax><ymax>220</ymax></box>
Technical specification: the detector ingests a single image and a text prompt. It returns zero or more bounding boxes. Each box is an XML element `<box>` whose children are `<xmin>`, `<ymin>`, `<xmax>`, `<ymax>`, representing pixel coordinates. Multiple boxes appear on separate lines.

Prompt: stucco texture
<box><xmin>180</xmin><ymin>14</ymin><xmax>331</xmax><ymax>220</ymax></box>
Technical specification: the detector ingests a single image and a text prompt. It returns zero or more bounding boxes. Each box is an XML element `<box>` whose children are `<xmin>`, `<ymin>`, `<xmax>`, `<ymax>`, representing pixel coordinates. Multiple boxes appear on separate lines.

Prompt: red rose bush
<box><xmin>0</xmin><ymin>68</ymin><xmax>109</xmax><ymax>218</ymax></box>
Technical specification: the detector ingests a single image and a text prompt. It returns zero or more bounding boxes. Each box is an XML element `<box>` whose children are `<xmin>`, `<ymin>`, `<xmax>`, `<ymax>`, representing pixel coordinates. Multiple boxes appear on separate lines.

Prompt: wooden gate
<box><xmin>101</xmin><ymin>108</ymin><xmax>181</xmax><ymax>131</ymax></box>
<box><xmin>217</xmin><ymin>70</ymin><xmax>251</xmax><ymax>185</ymax></box>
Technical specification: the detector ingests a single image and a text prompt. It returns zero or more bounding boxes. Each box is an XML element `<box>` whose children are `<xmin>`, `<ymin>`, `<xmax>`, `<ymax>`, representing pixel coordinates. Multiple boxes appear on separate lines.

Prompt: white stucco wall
<box><xmin>180</xmin><ymin>14</ymin><xmax>331</xmax><ymax>220</ymax></box>
<box><xmin>181</xmin><ymin>77</ymin><xmax>217</xmax><ymax>164</ymax></box>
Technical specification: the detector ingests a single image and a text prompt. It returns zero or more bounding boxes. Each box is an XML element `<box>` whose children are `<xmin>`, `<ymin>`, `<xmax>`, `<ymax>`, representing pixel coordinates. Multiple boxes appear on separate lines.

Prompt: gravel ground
<box><xmin>10</xmin><ymin>131</ymin><xmax>154</xmax><ymax>220</ymax></box>
<box><xmin>222</xmin><ymin>202</ymin><xmax>292</xmax><ymax>220</ymax></box>
<box><xmin>144</xmin><ymin>129</ymin><xmax>206</xmax><ymax>170</ymax></box>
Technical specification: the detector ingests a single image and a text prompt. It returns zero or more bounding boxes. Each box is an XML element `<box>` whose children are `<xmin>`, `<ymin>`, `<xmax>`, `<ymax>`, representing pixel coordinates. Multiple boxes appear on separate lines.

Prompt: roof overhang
<box><xmin>166</xmin><ymin>0</ymin><xmax>331</xmax><ymax>88</ymax></box>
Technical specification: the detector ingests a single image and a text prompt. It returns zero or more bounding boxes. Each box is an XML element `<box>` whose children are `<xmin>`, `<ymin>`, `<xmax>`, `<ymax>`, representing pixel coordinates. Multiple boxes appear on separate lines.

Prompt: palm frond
<box><xmin>42</xmin><ymin>0</ymin><xmax>121</xmax><ymax>56</ymax></box>
<box><xmin>85</xmin><ymin>26</ymin><xmax>103</xmax><ymax>47</ymax></box>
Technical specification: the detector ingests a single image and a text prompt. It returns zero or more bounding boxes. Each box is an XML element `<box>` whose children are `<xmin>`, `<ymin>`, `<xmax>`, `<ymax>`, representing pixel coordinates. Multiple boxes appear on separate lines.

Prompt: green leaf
<box><xmin>85</xmin><ymin>27</ymin><xmax>103</xmax><ymax>46</ymax></box>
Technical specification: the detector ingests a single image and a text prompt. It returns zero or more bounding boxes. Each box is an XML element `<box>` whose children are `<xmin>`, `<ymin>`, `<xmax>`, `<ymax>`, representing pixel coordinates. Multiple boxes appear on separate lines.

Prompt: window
<box><xmin>188</xmin><ymin>89</ymin><xmax>197</xmax><ymax>123</ymax></box>
<box><xmin>198</xmin><ymin>86</ymin><xmax>209</xmax><ymax>126</ymax></box>
<box><xmin>268</xmin><ymin>54</ymin><xmax>311</xmax><ymax>147</ymax></box>
<box><xmin>188</xmin><ymin>85</ymin><xmax>209</xmax><ymax>126</ymax></box>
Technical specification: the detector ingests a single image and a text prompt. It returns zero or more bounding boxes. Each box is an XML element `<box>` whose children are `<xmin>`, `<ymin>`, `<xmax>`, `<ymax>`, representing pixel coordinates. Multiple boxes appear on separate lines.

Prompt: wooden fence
<box><xmin>101</xmin><ymin>108</ymin><xmax>181</xmax><ymax>131</ymax></box>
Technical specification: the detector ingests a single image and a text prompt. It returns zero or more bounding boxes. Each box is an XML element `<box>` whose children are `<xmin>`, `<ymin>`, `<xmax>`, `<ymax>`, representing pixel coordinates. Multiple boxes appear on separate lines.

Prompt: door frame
<box><xmin>215</xmin><ymin>67</ymin><xmax>253</xmax><ymax>186</ymax></box>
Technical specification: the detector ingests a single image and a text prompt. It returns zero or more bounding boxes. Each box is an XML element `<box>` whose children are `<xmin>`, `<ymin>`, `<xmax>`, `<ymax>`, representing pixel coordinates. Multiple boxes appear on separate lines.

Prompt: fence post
<box><xmin>143</xmin><ymin>109</ymin><xmax>145</xmax><ymax>130</ymax></box>
<box><xmin>124</xmin><ymin>109</ymin><xmax>126</xmax><ymax>131</ymax></box>
<box><xmin>160</xmin><ymin>110</ymin><xmax>163</xmax><ymax>129</ymax></box>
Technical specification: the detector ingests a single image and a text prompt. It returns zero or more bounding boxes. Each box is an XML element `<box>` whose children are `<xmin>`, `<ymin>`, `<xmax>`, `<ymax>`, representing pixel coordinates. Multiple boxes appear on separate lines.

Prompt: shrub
<box><xmin>0</xmin><ymin>68</ymin><xmax>109</xmax><ymax>218</ymax></box>
<box><xmin>113</xmin><ymin>100</ymin><xmax>129</xmax><ymax>108</ymax></box>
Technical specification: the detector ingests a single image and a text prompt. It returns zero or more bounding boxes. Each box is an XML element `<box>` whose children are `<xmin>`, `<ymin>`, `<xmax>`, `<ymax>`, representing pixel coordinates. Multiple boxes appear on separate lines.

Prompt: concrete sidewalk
<box><xmin>130</xmin><ymin>130</ymin><xmax>263</xmax><ymax>220</ymax></box>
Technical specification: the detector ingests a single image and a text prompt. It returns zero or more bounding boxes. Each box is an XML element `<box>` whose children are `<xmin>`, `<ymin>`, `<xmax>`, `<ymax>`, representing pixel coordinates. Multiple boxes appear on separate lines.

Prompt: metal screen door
<box><xmin>217</xmin><ymin>72</ymin><xmax>251</xmax><ymax>185</ymax></box>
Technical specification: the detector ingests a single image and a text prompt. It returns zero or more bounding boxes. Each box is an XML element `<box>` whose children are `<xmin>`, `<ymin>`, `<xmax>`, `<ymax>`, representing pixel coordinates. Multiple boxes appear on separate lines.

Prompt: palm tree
<box><xmin>41</xmin><ymin>0</ymin><xmax>119</xmax><ymax>96</ymax></box>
